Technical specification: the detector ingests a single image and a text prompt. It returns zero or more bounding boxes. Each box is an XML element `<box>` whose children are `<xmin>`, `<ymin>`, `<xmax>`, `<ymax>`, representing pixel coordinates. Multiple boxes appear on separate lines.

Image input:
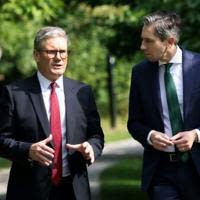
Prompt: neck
<box><xmin>160</xmin><ymin>45</ymin><xmax>177</xmax><ymax>63</ymax></box>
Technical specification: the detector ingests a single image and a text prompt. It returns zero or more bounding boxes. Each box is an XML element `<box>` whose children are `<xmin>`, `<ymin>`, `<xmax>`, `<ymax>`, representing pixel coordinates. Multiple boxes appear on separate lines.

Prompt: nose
<box><xmin>54</xmin><ymin>51</ymin><xmax>62</xmax><ymax>60</ymax></box>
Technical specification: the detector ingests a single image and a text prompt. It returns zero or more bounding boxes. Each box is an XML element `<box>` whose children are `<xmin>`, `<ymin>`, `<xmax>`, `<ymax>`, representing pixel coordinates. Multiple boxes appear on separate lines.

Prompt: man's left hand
<box><xmin>170</xmin><ymin>130</ymin><xmax>197</xmax><ymax>152</ymax></box>
<box><xmin>66</xmin><ymin>142</ymin><xmax>95</xmax><ymax>163</ymax></box>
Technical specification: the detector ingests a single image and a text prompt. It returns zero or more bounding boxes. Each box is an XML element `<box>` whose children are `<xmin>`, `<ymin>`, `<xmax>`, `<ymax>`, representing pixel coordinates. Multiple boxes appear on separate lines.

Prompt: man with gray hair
<box><xmin>128</xmin><ymin>11</ymin><xmax>200</xmax><ymax>200</ymax></box>
<box><xmin>0</xmin><ymin>26</ymin><xmax>104</xmax><ymax>200</ymax></box>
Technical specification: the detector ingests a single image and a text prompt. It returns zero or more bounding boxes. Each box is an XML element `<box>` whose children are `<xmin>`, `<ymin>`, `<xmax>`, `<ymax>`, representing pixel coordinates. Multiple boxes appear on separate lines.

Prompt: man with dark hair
<box><xmin>128</xmin><ymin>11</ymin><xmax>200</xmax><ymax>200</ymax></box>
<box><xmin>0</xmin><ymin>26</ymin><xmax>104</xmax><ymax>200</ymax></box>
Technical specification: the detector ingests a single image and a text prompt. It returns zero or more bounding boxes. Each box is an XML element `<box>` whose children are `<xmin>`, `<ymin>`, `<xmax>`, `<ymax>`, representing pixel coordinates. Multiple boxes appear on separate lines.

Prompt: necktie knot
<box><xmin>50</xmin><ymin>82</ymin><xmax>56</xmax><ymax>90</ymax></box>
<box><xmin>164</xmin><ymin>63</ymin><xmax>173</xmax><ymax>73</ymax></box>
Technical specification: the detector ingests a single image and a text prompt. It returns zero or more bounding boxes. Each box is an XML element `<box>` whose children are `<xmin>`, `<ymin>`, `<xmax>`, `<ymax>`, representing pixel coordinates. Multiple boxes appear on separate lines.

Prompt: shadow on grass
<box><xmin>99</xmin><ymin>156</ymin><xmax>148</xmax><ymax>200</ymax></box>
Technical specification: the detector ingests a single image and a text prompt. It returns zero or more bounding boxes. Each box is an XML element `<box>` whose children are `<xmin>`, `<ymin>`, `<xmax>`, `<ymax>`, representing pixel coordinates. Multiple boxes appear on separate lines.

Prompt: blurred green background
<box><xmin>1</xmin><ymin>0</ymin><xmax>200</xmax><ymax>119</ymax></box>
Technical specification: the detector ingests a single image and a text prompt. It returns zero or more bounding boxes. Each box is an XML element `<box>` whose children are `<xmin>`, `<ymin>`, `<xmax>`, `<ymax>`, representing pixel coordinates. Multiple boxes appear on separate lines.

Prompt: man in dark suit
<box><xmin>0</xmin><ymin>26</ymin><xmax>104</xmax><ymax>200</ymax></box>
<box><xmin>127</xmin><ymin>11</ymin><xmax>200</xmax><ymax>200</ymax></box>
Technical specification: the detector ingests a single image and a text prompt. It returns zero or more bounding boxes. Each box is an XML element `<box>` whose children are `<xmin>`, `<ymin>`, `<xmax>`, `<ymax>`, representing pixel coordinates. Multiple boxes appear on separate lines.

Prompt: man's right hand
<box><xmin>29</xmin><ymin>134</ymin><xmax>54</xmax><ymax>166</ymax></box>
<box><xmin>150</xmin><ymin>131</ymin><xmax>173</xmax><ymax>151</ymax></box>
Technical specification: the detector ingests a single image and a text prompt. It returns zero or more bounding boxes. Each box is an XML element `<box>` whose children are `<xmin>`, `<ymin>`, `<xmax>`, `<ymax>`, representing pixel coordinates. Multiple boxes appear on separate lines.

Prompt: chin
<box><xmin>52</xmin><ymin>69</ymin><xmax>65</xmax><ymax>75</ymax></box>
<box><xmin>146</xmin><ymin>57</ymin><xmax>157</xmax><ymax>62</ymax></box>
<box><xmin>146</xmin><ymin>57</ymin><xmax>154</xmax><ymax>62</ymax></box>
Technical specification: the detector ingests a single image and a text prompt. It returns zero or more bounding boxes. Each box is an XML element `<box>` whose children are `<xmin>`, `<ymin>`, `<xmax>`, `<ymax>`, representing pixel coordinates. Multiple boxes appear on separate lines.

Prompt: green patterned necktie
<box><xmin>164</xmin><ymin>63</ymin><xmax>188</xmax><ymax>162</ymax></box>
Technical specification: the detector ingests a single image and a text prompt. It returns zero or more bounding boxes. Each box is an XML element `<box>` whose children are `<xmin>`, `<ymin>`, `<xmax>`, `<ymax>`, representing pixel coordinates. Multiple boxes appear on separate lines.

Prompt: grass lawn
<box><xmin>99</xmin><ymin>157</ymin><xmax>148</xmax><ymax>200</ymax></box>
<box><xmin>0</xmin><ymin>158</ymin><xmax>11</xmax><ymax>169</ymax></box>
<box><xmin>101</xmin><ymin>117</ymin><xmax>132</xmax><ymax>143</ymax></box>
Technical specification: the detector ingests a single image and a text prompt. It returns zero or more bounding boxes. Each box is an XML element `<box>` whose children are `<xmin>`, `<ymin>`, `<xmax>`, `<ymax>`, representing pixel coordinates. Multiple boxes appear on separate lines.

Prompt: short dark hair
<box><xmin>143</xmin><ymin>10</ymin><xmax>181</xmax><ymax>43</ymax></box>
<box><xmin>34</xmin><ymin>26</ymin><xmax>68</xmax><ymax>50</ymax></box>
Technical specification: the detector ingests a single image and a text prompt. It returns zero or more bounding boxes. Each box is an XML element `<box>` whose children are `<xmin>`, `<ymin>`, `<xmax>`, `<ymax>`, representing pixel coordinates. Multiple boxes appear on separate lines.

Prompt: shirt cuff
<box><xmin>147</xmin><ymin>130</ymin><xmax>156</xmax><ymax>145</ymax></box>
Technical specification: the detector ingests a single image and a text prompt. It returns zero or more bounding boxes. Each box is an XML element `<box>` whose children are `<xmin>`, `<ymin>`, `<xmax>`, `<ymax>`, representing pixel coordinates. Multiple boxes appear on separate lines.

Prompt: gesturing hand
<box><xmin>66</xmin><ymin>142</ymin><xmax>95</xmax><ymax>164</ymax></box>
<box><xmin>29</xmin><ymin>134</ymin><xmax>54</xmax><ymax>166</ymax></box>
<box><xmin>150</xmin><ymin>131</ymin><xmax>174</xmax><ymax>151</ymax></box>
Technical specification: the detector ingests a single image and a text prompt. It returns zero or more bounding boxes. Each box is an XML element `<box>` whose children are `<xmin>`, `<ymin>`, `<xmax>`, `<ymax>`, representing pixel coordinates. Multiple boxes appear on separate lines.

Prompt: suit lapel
<box><xmin>151</xmin><ymin>62</ymin><xmax>164</xmax><ymax>121</ymax></box>
<box><xmin>63</xmin><ymin>78</ymin><xmax>76</xmax><ymax>143</ymax></box>
<box><xmin>28</xmin><ymin>74</ymin><xmax>50</xmax><ymax>139</ymax></box>
<box><xmin>182</xmin><ymin>50</ymin><xmax>195</xmax><ymax>123</ymax></box>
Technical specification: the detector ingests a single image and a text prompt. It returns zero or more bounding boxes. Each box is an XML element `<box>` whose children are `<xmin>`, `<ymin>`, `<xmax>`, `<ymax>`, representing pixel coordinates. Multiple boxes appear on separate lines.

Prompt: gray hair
<box><xmin>34</xmin><ymin>26</ymin><xmax>68</xmax><ymax>50</ymax></box>
<box><xmin>143</xmin><ymin>11</ymin><xmax>181</xmax><ymax>43</ymax></box>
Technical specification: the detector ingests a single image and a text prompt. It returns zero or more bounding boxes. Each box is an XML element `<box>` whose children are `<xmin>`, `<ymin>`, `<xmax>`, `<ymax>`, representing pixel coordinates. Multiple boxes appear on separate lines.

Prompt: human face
<box><xmin>140</xmin><ymin>25</ymin><xmax>168</xmax><ymax>62</ymax></box>
<box><xmin>34</xmin><ymin>37</ymin><xmax>68</xmax><ymax>81</ymax></box>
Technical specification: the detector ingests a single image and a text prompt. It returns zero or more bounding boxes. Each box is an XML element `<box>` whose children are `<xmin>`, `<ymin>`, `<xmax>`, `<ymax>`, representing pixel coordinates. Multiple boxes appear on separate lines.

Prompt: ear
<box><xmin>167</xmin><ymin>37</ymin><xmax>176</xmax><ymax>47</ymax></box>
<box><xmin>33</xmin><ymin>49</ymin><xmax>40</xmax><ymax>62</ymax></box>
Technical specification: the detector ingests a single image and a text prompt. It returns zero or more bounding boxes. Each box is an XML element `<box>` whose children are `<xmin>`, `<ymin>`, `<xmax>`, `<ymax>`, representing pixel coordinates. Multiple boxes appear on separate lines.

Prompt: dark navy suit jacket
<box><xmin>127</xmin><ymin>49</ymin><xmax>200</xmax><ymax>191</ymax></box>
<box><xmin>0</xmin><ymin>73</ymin><xmax>104</xmax><ymax>200</ymax></box>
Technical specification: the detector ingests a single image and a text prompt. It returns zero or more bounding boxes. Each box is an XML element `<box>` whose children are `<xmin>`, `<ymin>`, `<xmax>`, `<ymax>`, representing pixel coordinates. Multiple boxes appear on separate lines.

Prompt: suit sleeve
<box><xmin>0</xmin><ymin>85</ymin><xmax>31</xmax><ymax>163</ymax></box>
<box><xmin>85</xmin><ymin>86</ymin><xmax>104</xmax><ymax>160</ymax></box>
<box><xmin>127</xmin><ymin>67</ymin><xmax>152</xmax><ymax>149</ymax></box>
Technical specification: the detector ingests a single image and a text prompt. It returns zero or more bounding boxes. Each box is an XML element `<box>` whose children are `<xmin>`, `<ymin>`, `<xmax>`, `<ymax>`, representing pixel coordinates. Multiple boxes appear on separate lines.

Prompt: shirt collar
<box><xmin>37</xmin><ymin>71</ymin><xmax>64</xmax><ymax>91</ymax></box>
<box><xmin>159</xmin><ymin>46</ymin><xmax>182</xmax><ymax>66</ymax></box>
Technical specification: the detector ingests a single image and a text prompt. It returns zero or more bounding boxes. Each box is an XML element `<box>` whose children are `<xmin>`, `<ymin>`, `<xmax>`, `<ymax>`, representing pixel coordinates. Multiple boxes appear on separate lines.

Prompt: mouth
<box><xmin>52</xmin><ymin>64</ymin><xmax>63</xmax><ymax>68</ymax></box>
<box><xmin>144</xmin><ymin>53</ymin><xmax>152</xmax><ymax>58</ymax></box>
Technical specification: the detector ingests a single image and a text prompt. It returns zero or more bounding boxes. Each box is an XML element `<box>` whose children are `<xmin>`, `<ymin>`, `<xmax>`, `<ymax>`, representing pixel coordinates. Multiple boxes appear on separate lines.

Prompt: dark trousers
<box><xmin>148</xmin><ymin>154</ymin><xmax>200</xmax><ymax>200</ymax></box>
<box><xmin>49</xmin><ymin>176</ymin><xmax>76</xmax><ymax>200</ymax></box>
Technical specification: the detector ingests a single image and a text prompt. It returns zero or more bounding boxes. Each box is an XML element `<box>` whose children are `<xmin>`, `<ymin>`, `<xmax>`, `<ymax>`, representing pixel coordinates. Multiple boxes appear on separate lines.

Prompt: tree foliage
<box><xmin>0</xmin><ymin>0</ymin><xmax>63</xmax><ymax>80</ymax></box>
<box><xmin>1</xmin><ymin>0</ymin><xmax>200</xmax><ymax>117</ymax></box>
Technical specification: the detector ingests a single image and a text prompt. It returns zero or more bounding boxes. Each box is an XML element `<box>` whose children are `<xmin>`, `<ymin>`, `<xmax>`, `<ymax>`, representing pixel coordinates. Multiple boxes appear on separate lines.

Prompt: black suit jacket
<box><xmin>127</xmin><ymin>49</ymin><xmax>200</xmax><ymax>191</ymax></box>
<box><xmin>0</xmin><ymin>73</ymin><xmax>104</xmax><ymax>200</ymax></box>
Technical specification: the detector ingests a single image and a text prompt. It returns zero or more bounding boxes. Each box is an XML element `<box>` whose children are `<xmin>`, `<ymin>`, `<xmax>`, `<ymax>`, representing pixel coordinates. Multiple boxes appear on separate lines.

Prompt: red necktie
<box><xmin>50</xmin><ymin>82</ymin><xmax>62</xmax><ymax>185</ymax></box>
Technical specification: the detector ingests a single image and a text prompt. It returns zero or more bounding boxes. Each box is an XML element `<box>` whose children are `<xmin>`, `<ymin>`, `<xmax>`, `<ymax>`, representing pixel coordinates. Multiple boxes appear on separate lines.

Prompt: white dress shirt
<box><xmin>159</xmin><ymin>46</ymin><xmax>183</xmax><ymax>152</ymax></box>
<box><xmin>37</xmin><ymin>71</ymin><xmax>70</xmax><ymax>176</ymax></box>
<box><xmin>147</xmin><ymin>46</ymin><xmax>200</xmax><ymax>152</ymax></box>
